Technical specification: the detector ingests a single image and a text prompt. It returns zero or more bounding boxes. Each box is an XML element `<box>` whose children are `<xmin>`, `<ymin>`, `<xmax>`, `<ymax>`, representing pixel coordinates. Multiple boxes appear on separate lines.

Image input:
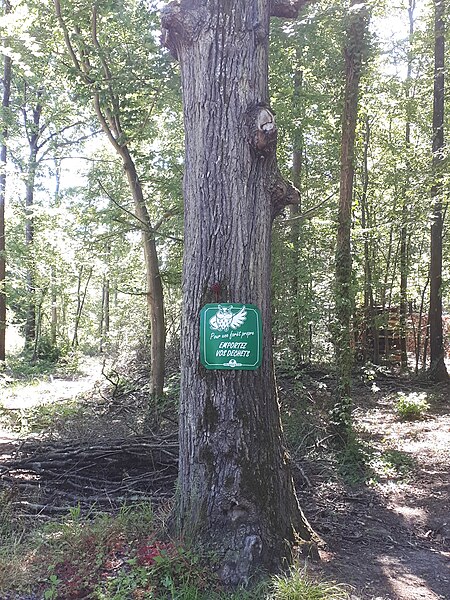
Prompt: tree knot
<box><xmin>246</xmin><ymin>103</ymin><xmax>277</xmax><ymax>156</ymax></box>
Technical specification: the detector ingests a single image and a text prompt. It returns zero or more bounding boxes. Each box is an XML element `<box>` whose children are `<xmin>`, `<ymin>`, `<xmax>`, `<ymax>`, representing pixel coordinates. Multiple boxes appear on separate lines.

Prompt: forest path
<box><xmin>305</xmin><ymin>380</ymin><xmax>450</xmax><ymax>600</ymax></box>
<box><xmin>0</xmin><ymin>356</ymin><xmax>104</xmax><ymax>441</ymax></box>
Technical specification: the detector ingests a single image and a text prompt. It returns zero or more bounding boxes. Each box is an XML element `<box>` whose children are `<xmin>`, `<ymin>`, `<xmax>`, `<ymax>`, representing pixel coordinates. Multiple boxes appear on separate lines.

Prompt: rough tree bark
<box><xmin>161</xmin><ymin>0</ymin><xmax>317</xmax><ymax>586</ymax></box>
<box><xmin>428</xmin><ymin>0</ymin><xmax>448</xmax><ymax>381</ymax></box>
<box><xmin>0</xmin><ymin>0</ymin><xmax>11</xmax><ymax>362</ymax></box>
<box><xmin>333</xmin><ymin>0</ymin><xmax>369</xmax><ymax>437</ymax></box>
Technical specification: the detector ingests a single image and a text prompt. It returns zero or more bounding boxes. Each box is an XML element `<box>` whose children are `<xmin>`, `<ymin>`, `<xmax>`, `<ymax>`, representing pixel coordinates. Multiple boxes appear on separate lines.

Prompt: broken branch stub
<box><xmin>271</xmin><ymin>170</ymin><xmax>300</xmax><ymax>219</ymax></box>
<box><xmin>161</xmin><ymin>1</ymin><xmax>206</xmax><ymax>59</ymax></box>
<box><xmin>270</xmin><ymin>0</ymin><xmax>314</xmax><ymax>19</ymax></box>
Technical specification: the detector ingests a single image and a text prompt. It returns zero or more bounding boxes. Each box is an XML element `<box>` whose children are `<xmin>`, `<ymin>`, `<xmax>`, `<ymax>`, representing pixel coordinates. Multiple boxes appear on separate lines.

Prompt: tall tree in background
<box><xmin>333</xmin><ymin>0</ymin><xmax>369</xmax><ymax>437</ymax></box>
<box><xmin>54</xmin><ymin>0</ymin><xmax>167</xmax><ymax>397</ymax></box>
<box><xmin>428</xmin><ymin>0</ymin><xmax>448</xmax><ymax>381</ymax></box>
<box><xmin>399</xmin><ymin>0</ymin><xmax>415</xmax><ymax>371</ymax></box>
<box><xmin>22</xmin><ymin>91</ymin><xmax>42</xmax><ymax>343</ymax></box>
<box><xmin>162</xmin><ymin>0</ymin><xmax>317</xmax><ymax>586</ymax></box>
<box><xmin>0</xmin><ymin>0</ymin><xmax>11</xmax><ymax>362</ymax></box>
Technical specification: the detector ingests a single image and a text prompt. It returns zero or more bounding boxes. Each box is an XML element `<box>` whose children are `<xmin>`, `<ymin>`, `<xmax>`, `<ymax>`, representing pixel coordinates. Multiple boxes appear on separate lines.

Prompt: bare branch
<box><xmin>37</xmin><ymin>130</ymin><xmax>102</xmax><ymax>163</ymax></box>
<box><xmin>283</xmin><ymin>191</ymin><xmax>337</xmax><ymax>222</ymax></box>
<box><xmin>36</xmin><ymin>121</ymin><xmax>88</xmax><ymax>151</ymax></box>
<box><xmin>153</xmin><ymin>207</ymin><xmax>180</xmax><ymax>231</ymax></box>
<box><xmin>96</xmin><ymin>178</ymin><xmax>149</xmax><ymax>231</ymax></box>
<box><xmin>38</xmin><ymin>155</ymin><xmax>117</xmax><ymax>164</ymax></box>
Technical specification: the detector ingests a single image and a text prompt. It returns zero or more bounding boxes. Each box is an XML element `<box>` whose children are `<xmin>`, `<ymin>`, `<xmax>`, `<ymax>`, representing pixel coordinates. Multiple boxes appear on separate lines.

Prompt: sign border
<box><xmin>200</xmin><ymin>303</ymin><xmax>262</xmax><ymax>370</ymax></box>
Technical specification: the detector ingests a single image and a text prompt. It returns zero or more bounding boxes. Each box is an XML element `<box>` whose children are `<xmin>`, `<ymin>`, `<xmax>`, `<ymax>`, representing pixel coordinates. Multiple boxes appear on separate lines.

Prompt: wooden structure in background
<box><xmin>355</xmin><ymin>306</ymin><xmax>449</xmax><ymax>367</ymax></box>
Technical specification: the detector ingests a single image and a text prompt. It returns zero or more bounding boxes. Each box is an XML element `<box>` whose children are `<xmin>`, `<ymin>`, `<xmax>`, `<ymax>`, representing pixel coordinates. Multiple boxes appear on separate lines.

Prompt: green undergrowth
<box><xmin>395</xmin><ymin>391</ymin><xmax>430</xmax><ymax>420</ymax></box>
<box><xmin>279</xmin><ymin>373</ymin><xmax>332</xmax><ymax>458</ymax></box>
<box><xmin>336</xmin><ymin>435</ymin><xmax>372</xmax><ymax>485</ymax></box>
<box><xmin>6</xmin><ymin>349</ymin><xmax>81</xmax><ymax>380</ymax></box>
<box><xmin>336</xmin><ymin>435</ymin><xmax>417</xmax><ymax>485</ymax></box>
<box><xmin>0</xmin><ymin>500</ymin><xmax>349</xmax><ymax>600</ymax></box>
<box><xmin>0</xmin><ymin>393</ymin><xmax>91</xmax><ymax>437</ymax></box>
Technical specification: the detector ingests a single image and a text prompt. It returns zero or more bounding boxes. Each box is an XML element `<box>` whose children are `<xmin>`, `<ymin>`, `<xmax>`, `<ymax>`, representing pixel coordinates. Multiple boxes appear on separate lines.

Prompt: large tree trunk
<box><xmin>333</xmin><ymin>0</ymin><xmax>369</xmax><ymax>437</ymax></box>
<box><xmin>428</xmin><ymin>0</ymin><xmax>448</xmax><ymax>381</ymax></box>
<box><xmin>0</xmin><ymin>1</ymin><xmax>11</xmax><ymax>362</ymax></box>
<box><xmin>162</xmin><ymin>0</ymin><xmax>316</xmax><ymax>586</ymax></box>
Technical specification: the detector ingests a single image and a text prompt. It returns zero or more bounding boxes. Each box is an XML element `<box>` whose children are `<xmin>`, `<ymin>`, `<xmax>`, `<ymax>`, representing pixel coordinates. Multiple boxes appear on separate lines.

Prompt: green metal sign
<box><xmin>200</xmin><ymin>303</ymin><xmax>262</xmax><ymax>370</ymax></box>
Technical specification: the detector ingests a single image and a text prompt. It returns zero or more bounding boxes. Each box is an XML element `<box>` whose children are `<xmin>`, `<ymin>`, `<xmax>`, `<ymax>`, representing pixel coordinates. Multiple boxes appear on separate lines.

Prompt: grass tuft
<box><xmin>269</xmin><ymin>566</ymin><xmax>349</xmax><ymax>599</ymax></box>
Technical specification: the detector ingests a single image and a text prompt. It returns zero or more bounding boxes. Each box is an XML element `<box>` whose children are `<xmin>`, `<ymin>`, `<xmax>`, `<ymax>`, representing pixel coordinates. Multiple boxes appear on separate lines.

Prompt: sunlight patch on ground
<box><xmin>399</xmin><ymin>417</ymin><xmax>450</xmax><ymax>458</ymax></box>
<box><xmin>0</xmin><ymin>356</ymin><xmax>104</xmax><ymax>411</ymax></box>
<box><xmin>391</xmin><ymin>505</ymin><xmax>427</xmax><ymax>525</ymax></box>
<box><xmin>0</xmin><ymin>376</ymin><xmax>96</xmax><ymax>410</ymax></box>
<box><xmin>0</xmin><ymin>357</ymin><xmax>105</xmax><ymax>442</ymax></box>
<box><xmin>377</xmin><ymin>555</ymin><xmax>445</xmax><ymax>600</ymax></box>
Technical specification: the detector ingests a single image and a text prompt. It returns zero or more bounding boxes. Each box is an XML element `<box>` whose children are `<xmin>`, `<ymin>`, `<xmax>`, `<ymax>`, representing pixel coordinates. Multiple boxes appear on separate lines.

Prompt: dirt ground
<box><xmin>1</xmin><ymin>362</ymin><xmax>449</xmax><ymax>599</ymax></box>
<box><xmin>301</xmin><ymin>379</ymin><xmax>450</xmax><ymax>600</ymax></box>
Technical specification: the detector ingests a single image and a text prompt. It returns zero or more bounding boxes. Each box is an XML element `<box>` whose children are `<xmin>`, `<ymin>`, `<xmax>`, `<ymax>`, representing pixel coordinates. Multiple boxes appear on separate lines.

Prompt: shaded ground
<box><xmin>299</xmin><ymin>378</ymin><xmax>450</xmax><ymax>600</ymax></box>
<box><xmin>0</xmin><ymin>359</ymin><xmax>449</xmax><ymax>599</ymax></box>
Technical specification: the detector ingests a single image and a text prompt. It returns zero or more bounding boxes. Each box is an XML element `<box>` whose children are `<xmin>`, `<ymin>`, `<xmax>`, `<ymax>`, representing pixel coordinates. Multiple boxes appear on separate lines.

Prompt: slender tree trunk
<box><xmin>54</xmin><ymin>0</ymin><xmax>166</xmax><ymax>397</ymax></box>
<box><xmin>416</xmin><ymin>275</ymin><xmax>429</xmax><ymax>374</ymax></box>
<box><xmin>24</xmin><ymin>168</ymin><xmax>36</xmax><ymax>343</ymax></box>
<box><xmin>400</xmin><ymin>0</ymin><xmax>415</xmax><ymax>371</ymax></box>
<box><xmin>333</xmin><ymin>0</ymin><xmax>369</xmax><ymax>436</ymax></box>
<box><xmin>290</xmin><ymin>66</ymin><xmax>304</xmax><ymax>362</ymax></box>
<box><xmin>121</xmin><ymin>147</ymin><xmax>165</xmax><ymax>397</ymax></box>
<box><xmin>0</xmin><ymin>1</ymin><xmax>11</xmax><ymax>362</ymax></box>
<box><xmin>428</xmin><ymin>0</ymin><xmax>448</xmax><ymax>381</ymax></box>
<box><xmin>24</xmin><ymin>103</ymin><xmax>42</xmax><ymax>344</ymax></box>
<box><xmin>399</xmin><ymin>210</ymin><xmax>408</xmax><ymax>369</ymax></box>
<box><xmin>99</xmin><ymin>274</ymin><xmax>110</xmax><ymax>352</ymax></box>
<box><xmin>51</xmin><ymin>266</ymin><xmax>57</xmax><ymax>346</ymax></box>
<box><xmin>72</xmin><ymin>266</ymin><xmax>92</xmax><ymax>348</ymax></box>
<box><xmin>162</xmin><ymin>0</ymin><xmax>317</xmax><ymax>585</ymax></box>
<box><xmin>360</xmin><ymin>115</ymin><xmax>377</xmax><ymax>363</ymax></box>
<box><xmin>32</xmin><ymin>290</ymin><xmax>45</xmax><ymax>362</ymax></box>
<box><xmin>51</xmin><ymin>161</ymin><xmax>61</xmax><ymax>348</ymax></box>
<box><xmin>104</xmin><ymin>278</ymin><xmax>110</xmax><ymax>335</ymax></box>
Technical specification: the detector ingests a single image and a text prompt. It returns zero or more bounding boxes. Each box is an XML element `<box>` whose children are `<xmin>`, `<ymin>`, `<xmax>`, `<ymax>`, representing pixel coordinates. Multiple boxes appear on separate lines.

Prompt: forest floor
<box><xmin>297</xmin><ymin>374</ymin><xmax>450</xmax><ymax>600</ymax></box>
<box><xmin>0</xmin><ymin>356</ymin><xmax>449</xmax><ymax>599</ymax></box>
